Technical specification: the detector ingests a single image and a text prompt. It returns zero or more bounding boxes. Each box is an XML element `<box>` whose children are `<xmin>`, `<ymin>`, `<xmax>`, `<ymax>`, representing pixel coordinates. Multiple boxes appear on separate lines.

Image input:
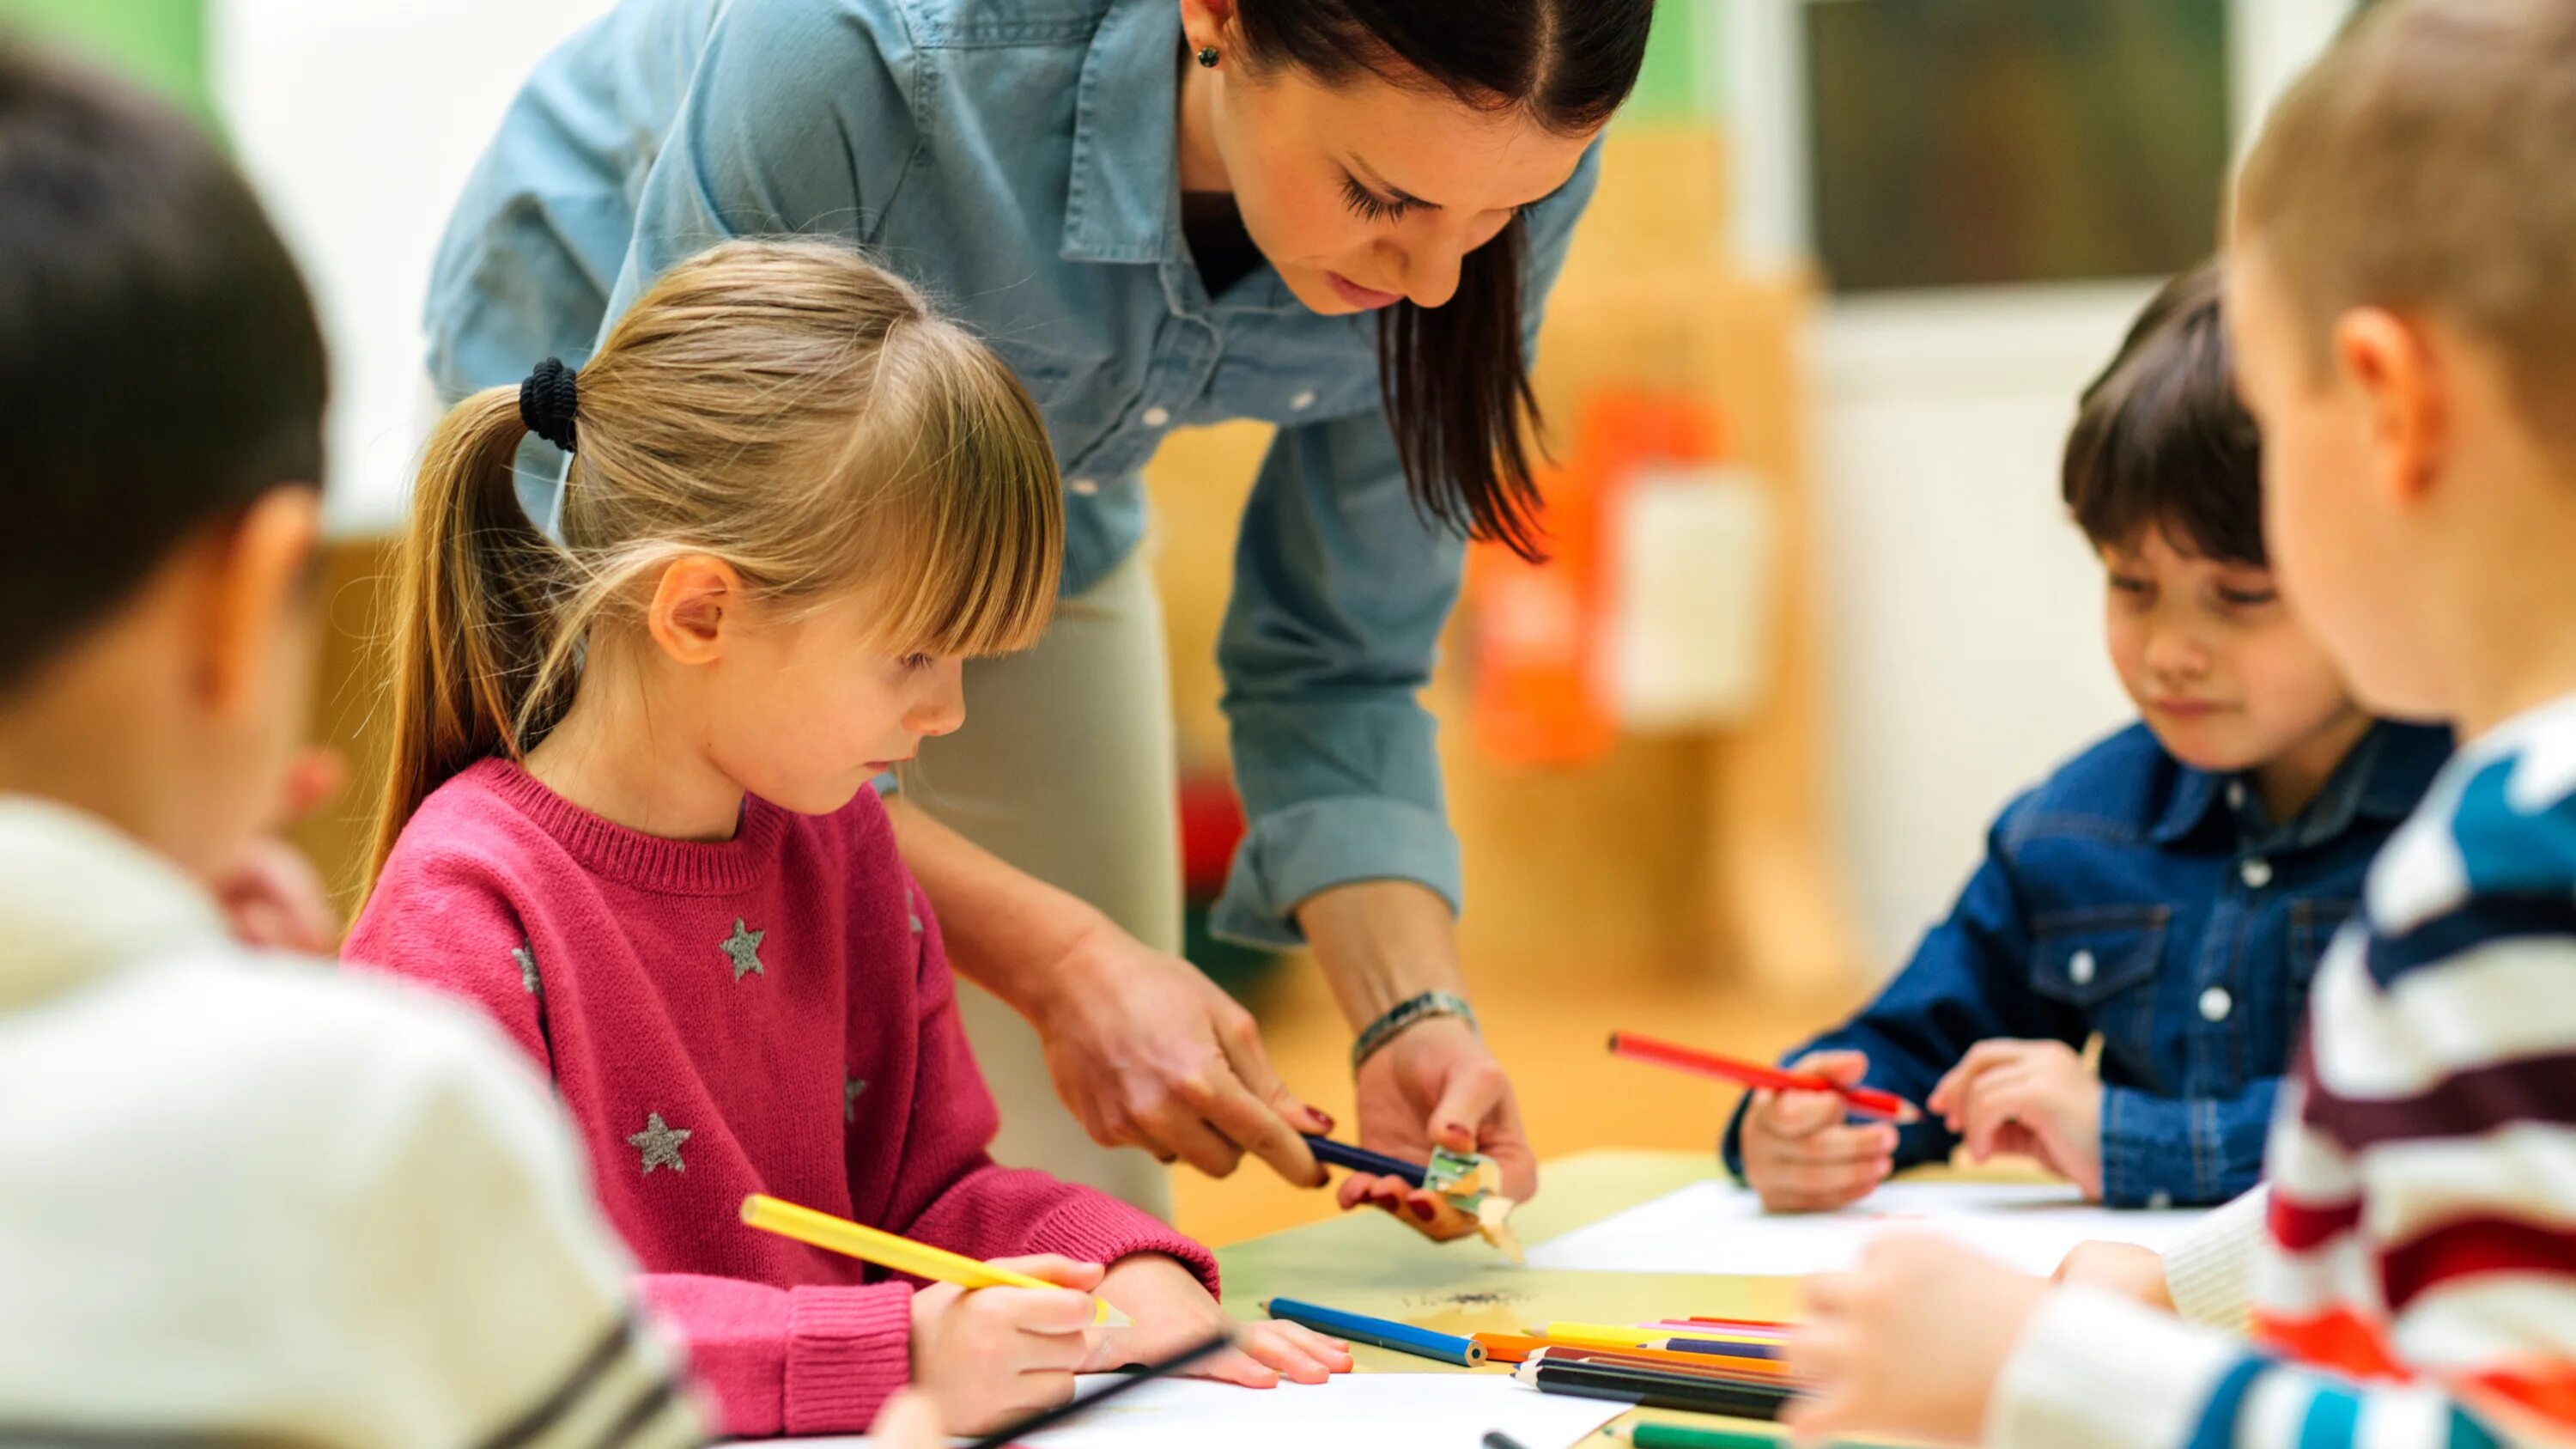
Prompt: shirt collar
<box><xmin>2147</xmin><ymin>721</ymin><xmax>2450</xmax><ymax>850</ymax></box>
<box><xmin>1060</xmin><ymin>0</ymin><xmax>1184</xmax><ymax>265</ymax></box>
<box><xmin>0</xmin><ymin>795</ymin><xmax>229</xmax><ymax>1011</ymax></box>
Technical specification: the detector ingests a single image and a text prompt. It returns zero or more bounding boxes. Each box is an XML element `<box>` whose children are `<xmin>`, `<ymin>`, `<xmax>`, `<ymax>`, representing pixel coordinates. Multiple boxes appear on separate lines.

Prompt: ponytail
<box><xmin>368</xmin><ymin>388</ymin><xmax>576</xmax><ymax>890</ymax></box>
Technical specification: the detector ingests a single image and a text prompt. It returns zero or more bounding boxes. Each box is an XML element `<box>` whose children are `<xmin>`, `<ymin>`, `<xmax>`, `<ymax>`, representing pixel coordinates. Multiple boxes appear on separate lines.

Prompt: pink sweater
<box><xmin>344</xmin><ymin>760</ymin><xmax>1217</xmax><ymax>1438</ymax></box>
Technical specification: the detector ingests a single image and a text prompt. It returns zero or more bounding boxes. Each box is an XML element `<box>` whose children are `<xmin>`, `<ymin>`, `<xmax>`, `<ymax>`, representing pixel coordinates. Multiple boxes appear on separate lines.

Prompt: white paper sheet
<box><xmin>764</xmin><ymin>1373</ymin><xmax>1623</xmax><ymax>1449</ymax></box>
<box><xmin>1526</xmin><ymin>1178</ymin><xmax>2209</xmax><ymax>1277</ymax></box>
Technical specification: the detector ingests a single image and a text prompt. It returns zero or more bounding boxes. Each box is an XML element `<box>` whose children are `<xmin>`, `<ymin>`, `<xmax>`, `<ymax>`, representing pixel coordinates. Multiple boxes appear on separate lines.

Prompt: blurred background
<box><xmin>7</xmin><ymin>0</ymin><xmax>2370</xmax><ymax>1245</ymax></box>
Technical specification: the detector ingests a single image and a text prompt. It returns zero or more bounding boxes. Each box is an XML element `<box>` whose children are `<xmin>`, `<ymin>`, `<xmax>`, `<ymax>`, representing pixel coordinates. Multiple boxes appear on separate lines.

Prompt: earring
<box><xmin>1196</xmin><ymin>46</ymin><xmax>1220</xmax><ymax>68</ymax></box>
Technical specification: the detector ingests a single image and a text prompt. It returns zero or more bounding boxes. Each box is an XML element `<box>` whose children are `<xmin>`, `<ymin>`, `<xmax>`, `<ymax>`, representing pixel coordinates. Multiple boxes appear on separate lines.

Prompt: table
<box><xmin>1214</xmin><ymin>1150</ymin><xmax>1805</xmax><ymax>1445</ymax></box>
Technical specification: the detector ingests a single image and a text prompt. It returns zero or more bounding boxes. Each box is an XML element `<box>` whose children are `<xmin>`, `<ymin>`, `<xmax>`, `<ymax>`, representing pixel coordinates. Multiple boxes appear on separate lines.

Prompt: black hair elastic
<box><xmin>519</xmin><ymin>356</ymin><xmax>580</xmax><ymax>454</ymax></box>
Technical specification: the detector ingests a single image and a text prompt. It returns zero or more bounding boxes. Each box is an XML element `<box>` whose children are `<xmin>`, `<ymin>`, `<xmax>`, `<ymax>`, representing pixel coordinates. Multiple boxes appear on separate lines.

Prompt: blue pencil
<box><xmin>1263</xmin><ymin>1296</ymin><xmax>1487</xmax><ymax>1367</ymax></box>
<box><xmin>1301</xmin><ymin>1135</ymin><xmax>1431</xmax><ymax>1188</ymax></box>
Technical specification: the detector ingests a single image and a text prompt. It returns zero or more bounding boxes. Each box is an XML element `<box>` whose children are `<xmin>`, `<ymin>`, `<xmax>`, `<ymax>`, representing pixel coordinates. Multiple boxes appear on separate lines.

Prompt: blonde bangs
<box><xmin>824</xmin><ymin>321</ymin><xmax>1065</xmax><ymax>659</ymax></box>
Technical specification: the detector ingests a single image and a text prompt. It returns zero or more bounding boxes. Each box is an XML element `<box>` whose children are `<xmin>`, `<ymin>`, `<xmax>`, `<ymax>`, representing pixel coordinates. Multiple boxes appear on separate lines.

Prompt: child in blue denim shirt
<box><xmin>1722</xmin><ymin>262</ymin><xmax>2449</xmax><ymax>1210</ymax></box>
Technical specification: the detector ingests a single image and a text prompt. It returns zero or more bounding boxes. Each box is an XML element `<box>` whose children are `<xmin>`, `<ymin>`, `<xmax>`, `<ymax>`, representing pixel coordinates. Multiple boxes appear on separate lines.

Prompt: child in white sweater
<box><xmin>0</xmin><ymin>42</ymin><xmax>696</xmax><ymax>1448</ymax></box>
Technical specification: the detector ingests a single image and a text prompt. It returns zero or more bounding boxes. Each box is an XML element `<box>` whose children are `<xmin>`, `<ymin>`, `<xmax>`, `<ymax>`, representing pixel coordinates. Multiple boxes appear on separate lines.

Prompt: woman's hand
<box><xmin>1087</xmin><ymin>1254</ymin><xmax>1352</xmax><ymax>1387</ymax></box>
<box><xmin>1789</xmin><ymin>1235</ymin><xmax>2050</xmax><ymax>1447</ymax></box>
<box><xmin>1030</xmin><ymin>917</ymin><xmax>1329</xmax><ymax>1186</ymax></box>
<box><xmin>1342</xmin><ymin>1017</ymin><xmax>1538</xmax><ymax>1240</ymax></box>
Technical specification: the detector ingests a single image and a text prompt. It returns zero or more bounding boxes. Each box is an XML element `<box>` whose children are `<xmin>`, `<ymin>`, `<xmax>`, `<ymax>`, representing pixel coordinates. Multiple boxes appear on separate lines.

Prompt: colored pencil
<box><xmin>1484</xmin><ymin>1435</ymin><xmax>1533</xmax><ymax>1449</ymax></box>
<box><xmin>1607</xmin><ymin>1032</ymin><xmax>1919</xmax><ymax>1123</ymax></box>
<box><xmin>1515</xmin><ymin>1359</ymin><xmax>1795</xmax><ymax>1421</ymax></box>
<box><xmin>1540</xmin><ymin>1322</ymin><xmax>1764</xmax><ymax>1350</ymax></box>
<box><xmin>1649</xmin><ymin>1330</ymin><xmax>1793</xmax><ymax>1350</ymax></box>
<box><xmin>740</xmin><ymin>1193</ymin><xmax>1131</xmax><ymax>1328</ymax></box>
<box><xmin>1263</xmin><ymin>1296</ymin><xmax>1486</xmax><ymax>1367</ymax></box>
<box><xmin>1473</xmin><ymin>1334</ymin><xmax>1784</xmax><ymax>1376</ymax></box>
<box><xmin>1526</xmin><ymin>1346</ymin><xmax>1794</xmax><ymax>1383</ymax></box>
<box><xmin>957</xmin><ymin>1331</ymin><xmax>1233</xmax><ymax>1449</ymax></box>
<box><xmin>1682</xmin><ymin>1316</ymin><xmax>1793</xmax><ymax>1330</ymax></box>
<box><xmin>1607</xmin><ymin>1424</ymin><xmax>1904</xmax><ymax>1449</ymax></box>
<box><xmin>1301</xmin><ymin>1135</ymin><xmax>1431</xmax><ymax>1188</ymax></box>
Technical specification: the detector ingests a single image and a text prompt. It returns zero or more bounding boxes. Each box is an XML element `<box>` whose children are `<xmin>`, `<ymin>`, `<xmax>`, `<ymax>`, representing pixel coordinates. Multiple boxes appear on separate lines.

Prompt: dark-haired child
<box><xmin>0</xmin><ymin>41</ymin><xmax>696</xmax><ymax>1445</ymax></box>
<box><xmin>1722</xmin><ymin>261</ymin><xmax>2448</xmax><ymax>1217</ymax></box>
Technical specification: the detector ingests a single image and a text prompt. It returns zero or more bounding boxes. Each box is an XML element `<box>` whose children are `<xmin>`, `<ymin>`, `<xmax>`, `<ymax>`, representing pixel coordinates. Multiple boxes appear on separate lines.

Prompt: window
<box><xmin>1803</xmin><ymin>0</ymin><xmax>2232</xmax><ymax>292</ymax></box>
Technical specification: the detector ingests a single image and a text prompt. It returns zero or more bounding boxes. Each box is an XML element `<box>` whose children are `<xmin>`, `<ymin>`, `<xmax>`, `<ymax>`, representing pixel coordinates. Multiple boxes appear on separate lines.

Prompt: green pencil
<box><xmin>1608</xmin><ymin>1423</ymin><xmax>1901</xmax><ymax>1449</ymax></box>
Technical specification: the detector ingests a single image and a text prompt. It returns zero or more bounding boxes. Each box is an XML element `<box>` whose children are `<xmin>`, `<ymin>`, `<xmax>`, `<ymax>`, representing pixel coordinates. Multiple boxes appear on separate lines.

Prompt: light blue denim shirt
<box><xmin>422</xmin><ymin>0</ymin><xmax>1602</xmax><ymax>948</ymax></box>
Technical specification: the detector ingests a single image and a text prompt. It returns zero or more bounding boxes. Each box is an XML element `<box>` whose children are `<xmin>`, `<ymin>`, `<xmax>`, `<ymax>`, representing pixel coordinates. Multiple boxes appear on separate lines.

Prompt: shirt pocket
<box><xmin>2026</xmin><ymin>905</ymin><xmax>2171</xmax><ymax>1077</ymax></box>
<box><xmin>2287</xmin><ymin>897</ymin><xmax>2360</xmax><ymax>982</ymax></box>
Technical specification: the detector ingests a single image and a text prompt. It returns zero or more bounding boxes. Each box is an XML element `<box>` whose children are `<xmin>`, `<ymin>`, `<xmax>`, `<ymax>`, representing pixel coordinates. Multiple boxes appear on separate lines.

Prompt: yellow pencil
<box><xmin>740</xmin><ymin>1193</ymin><xmax>1132</xmax><ymax>1328</ymax></box>
<box><xmin>1540</xmin><ymin>1323</ymin><xmax>1735</xmax><ymax>1351</ymax></box>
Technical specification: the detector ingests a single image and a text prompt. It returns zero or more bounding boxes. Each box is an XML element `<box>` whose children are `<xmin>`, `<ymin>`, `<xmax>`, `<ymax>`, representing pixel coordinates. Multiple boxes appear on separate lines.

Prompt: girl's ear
<box><xmin>646</xmin><ymin>554</ymin><xmax>747</xmax><ymax>667</ymax></box>
<box><xmin>195</xmin><ymin>484</ymin><xmax>321</xmax><ymax>717</ymax></box>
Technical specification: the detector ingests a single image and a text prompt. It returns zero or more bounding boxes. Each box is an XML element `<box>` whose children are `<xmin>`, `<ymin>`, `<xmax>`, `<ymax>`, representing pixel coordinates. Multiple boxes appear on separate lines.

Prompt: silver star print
<box><xmin>908</xmin><ymin>903</ymin><xmax>924</xmax><ymax>935</ymax></box>
<box><xmin>628</xmin><ymin>1112</ymin><xmax>691</xmax><ymax>1174</ymax></box>
<box><xmin>512</xmin><ymin>944</ymin><xmax>541</xmax><ymax>996</ymax></box>
<box><xmin>720</xmin><ymin>918</ymin><xmax>766</xmax><ymax>981</ymax></box>
<box><xmin>844</xmin><ymin>1075</ymin><xmax>868</xmax><ymax>1123</ymax></box>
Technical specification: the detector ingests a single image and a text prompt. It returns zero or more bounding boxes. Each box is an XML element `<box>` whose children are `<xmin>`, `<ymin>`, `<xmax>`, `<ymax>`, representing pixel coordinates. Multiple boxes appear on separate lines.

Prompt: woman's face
<box><xmin>1187</xmin><ymin>8</ymin><xmax>1599</xmax><ymax>316</ymax></box>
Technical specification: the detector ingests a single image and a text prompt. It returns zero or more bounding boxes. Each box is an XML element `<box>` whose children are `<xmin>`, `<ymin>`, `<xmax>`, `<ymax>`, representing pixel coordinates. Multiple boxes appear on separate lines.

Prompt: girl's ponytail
<box><xmin>368</xmin><ymin>387</ymin><xmax>574</xmax><ymax>889</ymax></box>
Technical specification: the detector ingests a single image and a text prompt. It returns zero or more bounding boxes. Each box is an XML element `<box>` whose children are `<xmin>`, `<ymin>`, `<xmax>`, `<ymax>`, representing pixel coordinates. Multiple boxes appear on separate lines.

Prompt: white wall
<box><xmin>1722</xmin><ymin>0</ymin><xmax>2361</xmax><ymax>966</ymax></box>
<box><xmin>210</xmin><ymin>0</ymin><xmax>617</xmax><ymax>537</ymax></box>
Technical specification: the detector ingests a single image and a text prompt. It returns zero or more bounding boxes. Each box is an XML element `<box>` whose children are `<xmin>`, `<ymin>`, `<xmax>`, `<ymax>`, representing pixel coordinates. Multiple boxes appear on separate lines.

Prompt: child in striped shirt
<box><xmin>1786</xmin><ymin>2</ymin><xmax>2576</xmax><ymax>1445</ymax></box>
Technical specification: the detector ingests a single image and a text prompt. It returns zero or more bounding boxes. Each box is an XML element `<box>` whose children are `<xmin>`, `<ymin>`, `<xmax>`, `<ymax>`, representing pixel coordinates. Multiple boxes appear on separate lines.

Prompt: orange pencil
<box><xmin>1470</xmin><ymin>1334</ymin><xmax>1789</xmax><ymax>1378</ymax></box>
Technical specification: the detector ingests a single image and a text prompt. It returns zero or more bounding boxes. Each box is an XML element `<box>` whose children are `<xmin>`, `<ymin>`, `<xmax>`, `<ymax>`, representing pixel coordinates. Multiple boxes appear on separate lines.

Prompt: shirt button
<box><xmin>1068</xmin><ymin>478</ymin><xmax>1100</xmax><ymax>496</ymax></box>
<box><xmin>1140</xmin><ymin>405</ymin><xmax>1171</xmax><ymax>428</ymax></box>
<box><xmin>2226</xmin><ymin>781</ymin><xmax>2247</xmax><ymax>811</ymax></box>
<box><xmin>2148</xmin><ymin>1191</ymin><xmax>2174</xmax><ymax>1209</ymax></box>
<box><xmin>2069</xmin><ymin>950</ymin><xmax>2097</xmax><ymax>986</ymax></box>
<box><xmin>2199</xmin><ymin>986</ymin><xmax>2233</xmax><ymax>1022</ymax></box>
<box><xmin>2241</xmin><ymin>857</ymin><xmax>2274</xmax><ymax>889</ymax></box>
<box><xmin>1291</xmin><ymin>389</ymin><xmax>1318</xmax><ymax>411</ymax></box>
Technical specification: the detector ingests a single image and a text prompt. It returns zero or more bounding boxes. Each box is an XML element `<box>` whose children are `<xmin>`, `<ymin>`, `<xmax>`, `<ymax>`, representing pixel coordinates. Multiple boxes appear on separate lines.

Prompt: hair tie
<box><xmin>519</xmin><ymin>356</ymin><xmax>580</xmax><ymax>454</ymax></box>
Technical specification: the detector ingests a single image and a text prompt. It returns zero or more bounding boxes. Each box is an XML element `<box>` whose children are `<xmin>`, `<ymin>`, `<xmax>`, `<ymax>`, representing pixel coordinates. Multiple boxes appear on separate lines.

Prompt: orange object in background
<box><xmin>1467</xmin><ymin>391</ymin><xmax>1727</xmax><ymax>768</ymax></box>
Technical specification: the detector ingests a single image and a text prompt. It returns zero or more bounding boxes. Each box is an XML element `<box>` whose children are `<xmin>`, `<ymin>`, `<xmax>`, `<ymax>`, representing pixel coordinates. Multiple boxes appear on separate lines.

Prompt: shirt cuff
<box><xmin>782</xmin><ymin>1282</ymin><xmax>915</xmax><ymax>1437</ymax></box>
<box><xmin>1024</xmin><ymin>1194</ymin><xmax>1224</xmax><ymax>1300</ymax></box>
<box><xmin>1209</xmin><ymin>795</ymin><xmax>1461</xmax><ymax>950</ymax></box>
<box><xmin>2163</xmin><ymin>1184</ymin><xmax>2268</xmax><ymax>1334</ymax></box>
<box><xmin>1989</xmin><ymin>1286</ymin><xmax>2245</xmax><ymax>1449</ymax></box>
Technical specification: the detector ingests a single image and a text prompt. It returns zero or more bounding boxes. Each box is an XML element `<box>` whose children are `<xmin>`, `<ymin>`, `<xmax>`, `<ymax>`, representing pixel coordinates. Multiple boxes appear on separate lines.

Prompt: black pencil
<box><xmin>1515</xmin><ymin>1358</ymin><xmax>1797</xmax><ymax>1422</ymax></box>
<box><xmin>959</xmin><ymin>1331</ymin><xmax>1235</xmax><ymax>1449</ymax></box>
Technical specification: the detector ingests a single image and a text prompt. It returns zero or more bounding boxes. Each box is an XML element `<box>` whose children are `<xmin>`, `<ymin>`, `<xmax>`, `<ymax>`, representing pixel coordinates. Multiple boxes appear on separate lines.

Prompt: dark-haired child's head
<box><xmin>2065</xmin><ymin>262</ymin><xmax>2367</xmax><ymax>811</ymax></box>
<box><xmin>0</xmin><ymin>42</ymin><xmax>330</xmax><ymax>874</ymax></box>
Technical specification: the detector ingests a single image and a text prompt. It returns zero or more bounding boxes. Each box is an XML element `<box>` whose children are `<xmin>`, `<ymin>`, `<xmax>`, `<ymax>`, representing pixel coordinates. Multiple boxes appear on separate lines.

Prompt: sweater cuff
<box><xmin>2164</xmin><ymin>1184</ymin><xmax>2267</xmax><ymax>1333</ymax></box>
<box><xmin>1988</xmin><ymin>1286</ymin><xmax>2242</xmax><ymax>1449</ymax></box>
<box><xmin>1025</xmin><ymin>1193</ymin><xmax>1223</xmax><ymax>1299</ymax></box>
<box><xmin>782</xmin><ymin>1282</ymin><xmax>915</xmax><ymax>1437</ymax></box>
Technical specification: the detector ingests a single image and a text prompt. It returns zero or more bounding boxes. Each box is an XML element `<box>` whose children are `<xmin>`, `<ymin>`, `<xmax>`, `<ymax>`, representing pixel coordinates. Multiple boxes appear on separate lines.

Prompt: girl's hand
<box><xmin>1789</xmin><ymin>1235</ymin><xmax>2050</xmax><ymax>1447</ymax></box>
<box><xmin>1346</xmin><ymin>1017</ymin><xmax>1538</xmax><ymax>1241</ymax></box>
<box><xmin>1737</xmin><ymin>1051</ymin><xmax>1899</xmax><ymax>1213</ymax></box>
<box><xmin>1927</xmin><ymin>1040</ymin><xmax>2103</xmax><ymax>1198</ymax></box>
<box><xmin>206</xmin><ymin>746</ymin><xmax>345</xmax><ymax>953</ymax></box>
<box><xmin>866</xmin><ymin>1390</ymin><xmax>945</xmax><ymax>1449</ymax></box>
<box><xmin>908</xmin><ymin>1255</ymin><xmax>1102</xmax><ymax>1434</ymax></box>
<box><xmin>1089</xmin><ymin>1255</ymin><xmax>1352</xmax><ymax>1388</ymax></box>
<box><xmin>2054</xmin><ymin>1239</ymin><xmax>2174</xmax><ymax>1312</ymax></box>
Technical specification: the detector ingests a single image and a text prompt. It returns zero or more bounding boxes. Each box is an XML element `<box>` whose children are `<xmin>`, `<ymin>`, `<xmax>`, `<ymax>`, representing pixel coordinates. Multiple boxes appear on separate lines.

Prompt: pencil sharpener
<box><xmin>1424</xmin><ymin>1146</ymin><xmax>1526</xmax><ymax>1265</ymax></box>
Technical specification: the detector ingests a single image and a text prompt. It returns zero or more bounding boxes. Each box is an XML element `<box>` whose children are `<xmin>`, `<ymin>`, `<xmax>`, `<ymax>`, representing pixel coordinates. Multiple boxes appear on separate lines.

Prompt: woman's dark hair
<box><xmin>2063</xmin><ymin>259</ymin><xmax>2266</xmax><ymax>566</ymax></box>
<box><xmin>0</xmin><ymin>40</ymin><xmax>328</xmax><ymax>691</ymax></box>
<box><xmin>1236</xmin><ymin>0</ymin><xmax>1655</xmax><ymax>559</ymax></box>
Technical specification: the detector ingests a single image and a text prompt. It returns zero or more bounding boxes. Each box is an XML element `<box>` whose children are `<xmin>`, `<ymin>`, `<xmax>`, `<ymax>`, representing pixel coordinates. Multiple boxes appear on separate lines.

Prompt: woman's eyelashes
<box><xmin>1340</xmin><ymin>172</ymin><xmax>1409</xmax><ymax>223</ymax></box>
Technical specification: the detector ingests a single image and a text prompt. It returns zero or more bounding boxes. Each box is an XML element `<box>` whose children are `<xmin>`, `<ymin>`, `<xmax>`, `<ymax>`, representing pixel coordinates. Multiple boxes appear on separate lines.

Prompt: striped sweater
<box><xmin>1991</xmin><ymin>691</ymin><xmax>2576</xmax><ymax>1449</ymax></box>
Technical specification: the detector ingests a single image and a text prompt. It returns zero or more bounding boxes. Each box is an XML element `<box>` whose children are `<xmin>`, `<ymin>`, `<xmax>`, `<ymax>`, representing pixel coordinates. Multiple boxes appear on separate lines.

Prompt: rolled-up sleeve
<box><xmin>1209</xmin><ymin>145</ymin><xmax>1602</xmax><ymax>947</ymax></box>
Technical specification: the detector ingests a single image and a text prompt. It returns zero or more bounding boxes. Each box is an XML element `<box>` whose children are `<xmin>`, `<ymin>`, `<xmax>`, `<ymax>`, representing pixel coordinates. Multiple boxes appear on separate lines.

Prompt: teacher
<box><xmin>422</xmin><ymin>0</ymin><xmax>1654</xmax><ymax>1225</ymax></box>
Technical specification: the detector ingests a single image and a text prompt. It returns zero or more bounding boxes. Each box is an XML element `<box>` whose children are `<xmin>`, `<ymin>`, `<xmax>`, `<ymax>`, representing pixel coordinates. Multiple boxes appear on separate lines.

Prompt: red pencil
<box><xmin>1607</xmin><ymin>1032</ymin><xmax>1921</xmax><ymax>1123</ymax></box>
